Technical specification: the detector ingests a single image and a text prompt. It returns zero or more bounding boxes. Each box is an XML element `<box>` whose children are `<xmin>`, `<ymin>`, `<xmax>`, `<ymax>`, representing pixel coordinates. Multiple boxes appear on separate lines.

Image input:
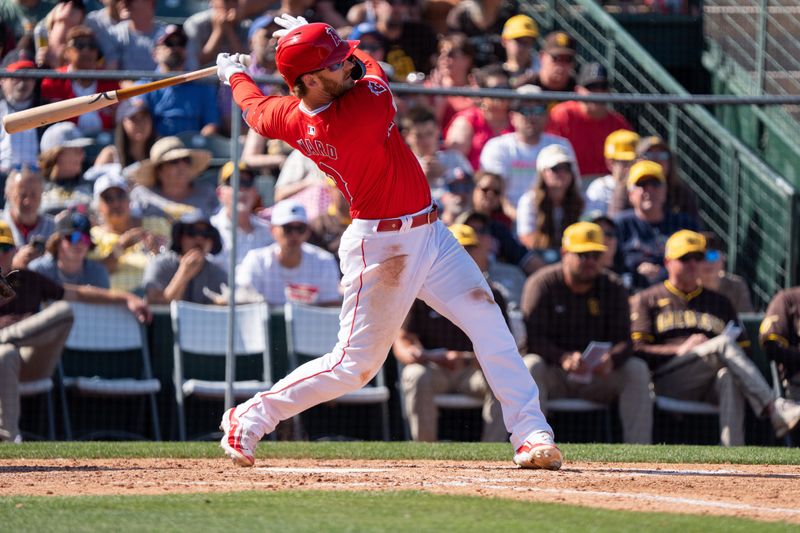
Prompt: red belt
<box><xmin>375</xmin><ymin>206</ymin><xmax>438</xmax><ymax>232</ymax></box>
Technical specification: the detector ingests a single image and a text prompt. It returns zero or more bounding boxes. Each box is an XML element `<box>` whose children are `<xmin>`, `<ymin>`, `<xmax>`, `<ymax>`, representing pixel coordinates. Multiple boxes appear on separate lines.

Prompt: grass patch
<box><xmin>1</xmin><ymin>442</ymin><xmax>799</xmax><ymax>465</ymax></box>
<box><xmin>1</xmin><ymin>491</ymin><xmax>796</xmax><ymax>533</ymax></box>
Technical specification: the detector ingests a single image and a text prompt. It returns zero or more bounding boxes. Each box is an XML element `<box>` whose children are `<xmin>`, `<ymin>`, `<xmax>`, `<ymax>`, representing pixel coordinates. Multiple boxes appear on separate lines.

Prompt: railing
<box><xmin>522</xmin><ymin>0</ymin><xmax>798</xmax><ymax>309</ymax></box>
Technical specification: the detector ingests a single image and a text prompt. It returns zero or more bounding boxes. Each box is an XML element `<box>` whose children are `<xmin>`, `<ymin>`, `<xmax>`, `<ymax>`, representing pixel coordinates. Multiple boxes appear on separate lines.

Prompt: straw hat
<box><xmin>134</xmin><ymin>136</ymin><xmax>211</xmax><ymax>188</ymax></box>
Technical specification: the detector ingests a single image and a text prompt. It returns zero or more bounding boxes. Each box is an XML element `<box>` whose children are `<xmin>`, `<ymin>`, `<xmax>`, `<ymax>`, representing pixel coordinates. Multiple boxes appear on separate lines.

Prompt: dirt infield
<box><xmin>1</xmin><ymin>458</ymin><xmax>799</xmax><ymax>524</ymax></box>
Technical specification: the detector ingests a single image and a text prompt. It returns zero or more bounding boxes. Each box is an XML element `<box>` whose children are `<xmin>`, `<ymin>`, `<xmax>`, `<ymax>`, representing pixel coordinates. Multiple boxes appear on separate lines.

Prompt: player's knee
<box><xmin>402</xmin><ymin>363</ymin><xmax>433</xmax><ymax>391</ymax></box>
<box><xmin>622</xmin><ymin>357</ymin><xmax>651</xmax><ymax>383</ymax></box>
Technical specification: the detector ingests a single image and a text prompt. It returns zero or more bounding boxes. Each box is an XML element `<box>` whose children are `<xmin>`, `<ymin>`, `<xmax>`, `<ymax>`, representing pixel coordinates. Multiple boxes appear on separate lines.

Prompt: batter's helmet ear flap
<box><xmin>350</xmin><ymin>56</ymin><xmax>365</xmax><ymax>81</ymax></box>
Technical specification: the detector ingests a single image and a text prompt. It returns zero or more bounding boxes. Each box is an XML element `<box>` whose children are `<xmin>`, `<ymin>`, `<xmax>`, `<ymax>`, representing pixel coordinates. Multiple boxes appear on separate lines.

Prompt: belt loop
<box><xmin>400</xmin><ymin>214</ymin><xmax>412</xmax><ymax>232</ymax></box>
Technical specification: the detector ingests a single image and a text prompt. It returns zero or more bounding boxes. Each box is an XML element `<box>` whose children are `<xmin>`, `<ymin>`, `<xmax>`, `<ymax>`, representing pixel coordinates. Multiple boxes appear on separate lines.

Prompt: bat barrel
<box><xmin>2</xmin><ymin>91</ymin><xmax>119</xmax><ymax>134</ymax></box>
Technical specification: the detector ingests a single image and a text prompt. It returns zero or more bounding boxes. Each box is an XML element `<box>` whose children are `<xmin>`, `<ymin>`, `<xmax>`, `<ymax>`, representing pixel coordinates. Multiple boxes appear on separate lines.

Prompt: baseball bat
<box><xmin>3</xmin><ymin>65</ymin><xmax>220</xmax><ymax>134</ymax></box>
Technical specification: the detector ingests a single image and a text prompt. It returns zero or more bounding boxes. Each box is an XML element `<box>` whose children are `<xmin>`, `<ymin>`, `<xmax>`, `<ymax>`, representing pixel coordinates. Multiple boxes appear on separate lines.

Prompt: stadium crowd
<box><xmin>0</xmin><ymin>0</ymin><xmax>798</xmax><ymax>446</ymax></box>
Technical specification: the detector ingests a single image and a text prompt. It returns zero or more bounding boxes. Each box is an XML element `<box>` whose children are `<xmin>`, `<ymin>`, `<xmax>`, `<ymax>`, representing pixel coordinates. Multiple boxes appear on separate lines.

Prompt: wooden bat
<box><xmin>2</xmin><ymin>65</ymin><xmax>219</xmax><ymax>134</ymax></box>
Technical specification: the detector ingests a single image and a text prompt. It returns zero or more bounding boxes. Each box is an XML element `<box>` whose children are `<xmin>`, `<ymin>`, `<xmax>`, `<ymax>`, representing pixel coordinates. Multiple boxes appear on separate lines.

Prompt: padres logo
<box><xmin>588</xmin><ymin>298</ymin><xmax>600</xmax><ymax>316</ymax></box>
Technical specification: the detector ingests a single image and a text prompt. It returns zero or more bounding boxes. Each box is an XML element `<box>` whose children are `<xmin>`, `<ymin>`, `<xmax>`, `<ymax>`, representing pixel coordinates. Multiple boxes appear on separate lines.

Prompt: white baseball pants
<box><xmin>234</xmin><ymin>213</ymin><xmax>553</xmax><ymax>449</ymax></box>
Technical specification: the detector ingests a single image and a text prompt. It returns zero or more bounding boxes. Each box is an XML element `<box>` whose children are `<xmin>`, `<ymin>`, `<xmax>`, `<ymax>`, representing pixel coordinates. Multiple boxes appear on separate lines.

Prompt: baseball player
<box><xmin>215</xmin><ymin>14</ymin><xmax>560</xmax><ymax>470</ymax></box>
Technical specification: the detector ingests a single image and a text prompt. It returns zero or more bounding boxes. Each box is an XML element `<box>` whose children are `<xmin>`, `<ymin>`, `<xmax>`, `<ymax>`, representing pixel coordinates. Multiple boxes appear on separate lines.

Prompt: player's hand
<box><xmin>273</xmin><ymin>13</ymin><xmax>309</xmax><ymax>39</ymax></box>
<box><xmin>216</xmin><ymin>53</ymin><xmax>247</xmax><ymax>86</ymax></box>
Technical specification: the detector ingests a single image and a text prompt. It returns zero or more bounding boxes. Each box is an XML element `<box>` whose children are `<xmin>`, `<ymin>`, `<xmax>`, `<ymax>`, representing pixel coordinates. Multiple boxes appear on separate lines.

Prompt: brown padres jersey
<box><xmin>760</xmin><ymin>287</ymin><xmax>800</xmax><ymax>377</ymax></box>
<box><xmin>521</xmin><ymin>263</ymin><xmax>632</xmax><ymax>367</ymax></box>
<box><xmin>631</xmin><ymin>281</ymin><xmax>749</xmax><ymax>368</ymax></box>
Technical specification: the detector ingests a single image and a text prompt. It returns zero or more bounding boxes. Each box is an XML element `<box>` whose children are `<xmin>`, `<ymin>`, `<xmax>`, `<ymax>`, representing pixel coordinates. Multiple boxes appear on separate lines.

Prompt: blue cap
<box><xmin>248</xmin><ymin>14</ymin><xmax>274</xmax><ymax>41</ymax></box>
<box><xmin>349</xmin><ymin>22</ymin><xmax>382</xmax><ymax>41</ymax></box>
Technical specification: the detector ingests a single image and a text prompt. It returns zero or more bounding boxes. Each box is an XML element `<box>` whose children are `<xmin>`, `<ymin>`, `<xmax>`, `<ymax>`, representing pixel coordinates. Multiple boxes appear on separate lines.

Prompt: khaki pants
<box><xmin>401</xmin><ymin>361</ymin><xmax>506</xmax><ymax>442</ymax></box>
<box><xmin>787</xmin><ymin>373</ymin><xmax>800</xmax><ymax>402</ymax></box>
<box><xmin>524</xmin><ymin>354</ymin><xmax>654</xmax><ymax>444</ymax></box>
<box><xmin>653</xmin><ymin>335</ymin><xmax>775</xmax><ymax>446</ymax></box>
<box><xmin>0</xmin><ymin>301</ymin><xmax>74</xmax><ymax>441</ymax></box>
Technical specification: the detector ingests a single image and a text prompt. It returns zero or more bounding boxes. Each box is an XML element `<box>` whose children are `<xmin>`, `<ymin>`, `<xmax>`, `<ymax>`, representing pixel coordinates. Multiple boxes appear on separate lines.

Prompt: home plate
<box><xmin>258</xmin><ymin>467</ymin><xmax>390</xmax><ymax>474</ymax></box>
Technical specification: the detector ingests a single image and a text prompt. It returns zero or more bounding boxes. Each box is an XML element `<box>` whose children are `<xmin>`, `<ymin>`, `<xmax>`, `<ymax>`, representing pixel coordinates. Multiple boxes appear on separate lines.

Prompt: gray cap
<box><xmin>40</xmin><ymin>122</ymin><xmax>94</xmax><ymax>153</ymax></box>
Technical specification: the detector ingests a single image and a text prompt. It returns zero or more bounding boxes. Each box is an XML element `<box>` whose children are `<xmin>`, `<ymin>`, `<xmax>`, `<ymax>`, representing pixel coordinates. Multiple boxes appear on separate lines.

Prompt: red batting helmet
<box><xmin>275</xmin><ymin>23</ymin><xmax>359</xmax><ymax>87</ymax></box>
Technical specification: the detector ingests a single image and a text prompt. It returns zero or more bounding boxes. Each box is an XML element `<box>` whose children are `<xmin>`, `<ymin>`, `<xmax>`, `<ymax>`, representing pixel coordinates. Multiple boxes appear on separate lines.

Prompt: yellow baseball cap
<box><xmin>562</xmin><ymin>222</ymin><xmax>607</xmax><ymax>253</ymax></box>
<box><xmin>218</xmin><ymin>161</ymin><xmax>254</xmax><ymax>185</ymax></box>
<box><xmin>665</xmin><ymin>230</ymin><xmax>706</xmax><ymax>260</ymax></box>
<box><xmin>604</xmin><ymin>129</ymin><xmax>640</xmax><ymax>161</ymax></box>
<box><xmin>449</xmin><ymin>224</ymin><xmax>479</xmax><ymax>248</ymax></box>
<box><xmin>0</xmin><ymin>221</ymin><xmax>15</xmax><ymax>246</ymax></box>
<box><xmin>627</xmin><ymin>160</ymin><xmax>665</xmax><ymax>188</ymax></box>
<box><xmin>502</xmin><ymin>15</ymin><xmax>539</xmax><ymax>40</ymax></box>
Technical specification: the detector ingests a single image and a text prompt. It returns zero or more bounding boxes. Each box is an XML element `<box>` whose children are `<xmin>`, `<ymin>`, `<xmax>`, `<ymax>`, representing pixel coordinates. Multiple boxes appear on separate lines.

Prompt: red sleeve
<box><xmin>544</xmin><ymin>102</ymin><xmax>567</xmax><ymax>136</ymax></box>
<box><xmin>229</xmin><ymin>72</ymin><xmax>298</xmax><ymax>141</ymax></box>
<box><xmin>338</xmin><ymin>49</ymin><xmax>395</xmax><ymax>136</ymax></box>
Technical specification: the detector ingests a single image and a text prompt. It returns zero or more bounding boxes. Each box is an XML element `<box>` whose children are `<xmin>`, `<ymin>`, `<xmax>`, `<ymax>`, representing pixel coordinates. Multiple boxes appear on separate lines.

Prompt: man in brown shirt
<box><xmin>393</xmin><ymin>224</ymin><xmax>508</xmax><ymax>442</ymax></box>
<box><xmin>631</xmin><ymin>230</ymin><xmax>800</xmax><ymax>446</ymax></box>
<box><xmin>521</xmin><ymin>222</ymin><xmax>653</xmax><ymax>443</ymax></box>
<box><xmin>760</xmin><ymin>287</ymin><xmax>800</xmax><ymax>402</ymax></box>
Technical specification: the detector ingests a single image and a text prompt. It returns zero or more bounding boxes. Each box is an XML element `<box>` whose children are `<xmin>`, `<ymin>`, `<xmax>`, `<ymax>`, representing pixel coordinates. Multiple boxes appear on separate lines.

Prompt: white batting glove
<box><xmin>216</xmin><ymin>53</ymin><xmax>247</xmax><ymax>86</ymax></box>
<box><xmin>272</xmin><ymin>13</ymin><xmax>309</xmax><ymax>39</ymax></box>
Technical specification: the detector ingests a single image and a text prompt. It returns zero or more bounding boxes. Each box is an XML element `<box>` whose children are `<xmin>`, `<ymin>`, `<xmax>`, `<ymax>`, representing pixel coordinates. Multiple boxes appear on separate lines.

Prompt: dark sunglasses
<box><xmin>515</xmin><ymin>106</ymin><xmax>547</xmax><ymax>117</ymax></box>
<box><xmin>67</xmin><ymin>231</ymin><xmax>91</xmax><ymax>246</ymax></box>
<box><xmin>577</xmin><ymin>251</ymin><xmax>603</xmax><ymax>261</ymax></box>
<box><xmin>101</xmin><ymin>189</ymin><xmax>127</xmax><ymax>202</ymax></box>
<box><xmin>183</xmin><ymin>225</ymin><xmax>213</xmax><ymax>238</ymax></box>
<box><xmin>550</xmin><ymin>54</ymin><xmax>575</xmax><ymax>64</ymax></box>
<box><xmin>164</xmin><ymin>39</ymin><xmax>187</xmax><ymax>49</ymax></box>
<box><xmin>326</xmin><ymin>60</ymin><xmax>346</xmax><ymax>72</ymax></box>
<box><xmin>282</xmin><ymin>223</ymin><xmax>308</xmax><ymax>235</ymax></box>
<box><xmin>584</xmin><ymin>82</ymin><xmax>609</xmax><ymax>91</ymax></box>
<box><xmin>164</xmin><ymin>156</ymin><xmax>192</xmax><ymax>166</ymax></box>
<box><xmin>70</xmin><ymin>40</ymin><xmax>98</xmax><ymax>51</ymax></box>
<box><xmin>446</xmin><ymin>180</ymin><xmax>474</xmax><ymax>195</ymax></box>
<box><xmin>644</xmin><ymin>151</ymin><xmax>671</xmax><ymax>162</ymax></box>
<box><xmin>0</xmin><ymin>243</ymin><xmax>15</xmax><ymax>253</ymax></box>
<box><xmin>550</xmin><ymin>162</ymin><xmax>573</xmax><ymax>173</ymax></box>
<box><xmin>478</xmin><ymin>186</ymin><xmax>501</xmax><ymax>195</ymax></box>
<box><xmin>705</xmin><ymin>249</ymin><xmax>721</xmax><ymax>262</ymax></box>
<box><xmin>678</xmin><ymin>252</ymin><xmax>705</xmax><ymax>263</ymax></box>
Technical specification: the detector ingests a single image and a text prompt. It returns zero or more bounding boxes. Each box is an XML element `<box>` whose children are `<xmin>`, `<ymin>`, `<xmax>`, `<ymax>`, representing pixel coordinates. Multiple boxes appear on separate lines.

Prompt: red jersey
<box><xmin>230</xmin><ymin>49</ymin><xmax>431</xmax><ymax>220</ymax></box>
<box><xmin>41</xmin><ymin>66</ymin><xmax>120</xmax><ymax>131</ymax></box>
<box><xmin>544</xmin><ymin>100</ymin><xmax>631</xmax><ymax>176</ymax></box>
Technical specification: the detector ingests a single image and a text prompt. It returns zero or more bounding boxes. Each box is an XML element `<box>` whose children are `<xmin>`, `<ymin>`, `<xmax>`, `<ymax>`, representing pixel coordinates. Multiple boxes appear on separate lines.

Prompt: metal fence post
<box><xmin>224</xmin><ymin>97</ymin><xmax>241</xmax><ymax>411</ymax></box>
<box><xmin>755</xmin><ymin>0</ymin><xmax>768</xmax><ymax>96</ymax></box>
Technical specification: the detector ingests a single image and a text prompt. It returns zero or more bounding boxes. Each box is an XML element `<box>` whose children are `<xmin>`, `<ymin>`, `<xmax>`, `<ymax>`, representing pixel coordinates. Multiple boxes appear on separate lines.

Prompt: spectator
<box><xmin>143</xmin><ymin>211</ymin><xmax>226</xmax><ymax>304</ymax></box>
<box><xmin>349</xmin><ymin>21</ymin><xmax>393</xmax><ymax>79</ymax></box>
<box><xmin>529</xmin><ymin>31</ymin><xmax>576</xmax><ymax>95</ymax></box>
<box><xmin>40</xmin><ymin>25</ymin><xmax>118</xmax><ymax>135</ymax></box>
<box><xmin>471</xmin><ymin>170</ymin><xmax>512</xmax><ymax>230</ymax></box>
<box><xmin>545</xmin><ymin>62</ymin><xmax>632</xmax><ymax>177</ymax></box>
<box><xmin>237</xmin><ymin>199</ymin><xmax>341</xmax><ymax>306</ymax></box>
<box><xmin>85</xmin><ymin>0</ymin><xmax>126</xmax><ymax>66</ymax></box>
<box><xmin>697</xmin><ymin>232</ymin><xmax>753</xmax><ymax>313</ymax></box>
<box><xmin>0</xmin><ymin>219</ymin><xmax>149</xmax><ymax>443</ymax></box>
<box><xmin>480</xmin><ymin>84</ymin><xmax>577</xmax><ymax>208</ymax></box>
<box><xmin>400</xmin><ymin>105</ymin><xmax>472</xmax><ymax>205</ymax></box>
<box><xmin>33</xmin><ymin>0</ymin><xmax>86</xmax><ymax>68</ymax></box>
<box><xmin>393</xmin><ymin>224</ymin><xmax>509</xmax><ymax>442</ymax></box>
<box><xmin>271</xmin><ymin>149</ymin><xmax>327</xmax><ymax>203</ymax></box>
<box><xmin>184</xmin><ymin>0</ymin><xmax>247</xmax><ymax>67</ymax></box>
<box><xmin>609</xmin><ymin>134</ymin><xmax>699</xmax><ymax>218</ymax></box>
<box><xmin>500</xmin><ymin>14</ymin><xmax>539</xmax><ymax>88</ymax></box>
<box><xmin>761</xmin><ymin>287</ymin><xmax>800</xmax><ymax>402</ymax></box>
<box><xmin>445</xmin><ymin>0</ymin><xmax>519</xmax><ymax>66</ymax></box>
<box><xmin>631</xmin><ymin>230</ymin><xmax>800</xmax><ymax>445</ymax></box>
<box><xmin>438</xmin><ymin>170</ymin><xmax>475</xmax><ymax>227</ymax></box>
<box><xmin>88</xmin><ymin>166</ymin><xmax>170</xmax><ymax>292</ymax></box>
<box><xmin>0</xmin><ymin>0</ymin><xmax>53</xmax><ymax>41</ymax></box>
<box><xmin>0</xmin><ymin>49</ymin><xmax>39</xmax><ymax>175</ymax></box>
<box><xmin>517</xmin><ymin>144</ymin><xmax>584</xmax><ymax>253</ymax></box>
<box><xmin>372</xmin><ymin>0</ymin><xmax>438</xmax><ymax>81</ymax></box>
<box><xmin>210</xmin><ymin>161</ymin><xmax>272</xmax><ymax>271</ymax></box>
<box><xmin>614</xmin><ymin>160</ymin><xmax>699</xmax><ymax>290</ymax></box>
<box><xmin>444</xmin><ymin>64</ymin><xmax>513</xmax><ymax>171</ymax></box>
<box><xmin>456</xmin><ymin>209</ymin><xmax>540</xmax><ymax>276</ymax></box>
<box><xmin>584</xmin><ymin>129</ymin><xmax>639</xmax><ymax>214</ymax></box>
<box><xmin>0</xmin><ymin>166</ymin><xmax>55</xmax><ymax>248</ymax></box>
<box><xmin>130</xmin><ymin>135</ymin><xmax>218</xmax><ymax>220</ymax></box>
<box><xmin>37</xmin><ymin>121</ymin><xmax>94</xmax><ymax>214</ymax></box>
<box><xmin>308</xmin><ymin>182</ymin><xmax>350</xmax><ymax>262</ymax></box>
<box><xmin>522</xmin><ymin>221</ymin><xmax>653</xmax><ymax>443</ymax></box>
<box><xmin>107</xmin><ymin>0</ymin><xmax>167</xmax><ymax>72</ymax></box>
<box><xmin>425</xmin><ymin>33</ymin><xmax>476</xmax><ymax>131</ymax></box>
<box><xmin>93</xmin><ymin>96</ymin><xmax>156</xmax><ymax>174</ymax></box>
<box><xmin>581</xmin><ymin>210</ymin><xmax>618</xmax><ymax>271</ymax></box>
<box><xmin>143</xmin><ymin>24</ymin><xmax>218</xmax><ymax>137</ymax></box>
<box><xmin>29</xmin><ymin>208</ymin><xmax>110</xmax><ymax>287</ymax></box>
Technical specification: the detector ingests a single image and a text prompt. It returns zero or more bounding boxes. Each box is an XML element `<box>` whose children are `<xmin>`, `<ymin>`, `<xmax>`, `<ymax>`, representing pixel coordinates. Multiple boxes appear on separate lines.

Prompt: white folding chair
<box><xmin>284</xmin><ymin>302</ymin><xmax>391</xmax><ymax>441</ymax></box>
<box><xmin>19</xmin><ymin>378</ymin><xmax>56</xmax><ymax>440</ymax></box>
<box><xmin>61</xmin><ymin>302</ymin><xmax>161</xmax><ymax>440</ymax></box>
<box><xmin>170</xmin><ymin>301</ymin><xmax>273</xmax><ymax>441</ymax></box>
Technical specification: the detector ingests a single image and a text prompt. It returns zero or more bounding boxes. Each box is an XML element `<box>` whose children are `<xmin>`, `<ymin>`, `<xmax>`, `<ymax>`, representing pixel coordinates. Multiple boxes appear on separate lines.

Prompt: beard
<box><xmin>320</xmin><ymin>76</ymin><xmax>351</xmax><ymax>99</ymax></box>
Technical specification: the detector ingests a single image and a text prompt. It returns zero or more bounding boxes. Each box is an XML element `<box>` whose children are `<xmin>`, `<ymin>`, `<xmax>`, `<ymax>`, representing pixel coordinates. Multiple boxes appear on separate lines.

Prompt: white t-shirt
<box><xmin>479</xmin><ymin>133</ymin><xmax>579</xmax><ymax>206</ymax></box>
<box><xmin>584</xmin><ymin>174</ymin><xmax>616</xmax><ymax>214</ymax></box>
<box><xmin>0</xmin><ymin>100</ymin><xmax>38</xmax><ymax>173</ymax></box>
<box><xmin>516</xmin><ymin>191</ymin><xmax>564</xmax><ymax>238</ymax></box>
<box><xmin>210</xmin><ymin>210</ymin><xmax>274</xmax><ymax>273</ymax></box>
<box><xmin>237</xmin><ymin>242</ymin><xmax>341</xmax><ymax>305</ymax></box>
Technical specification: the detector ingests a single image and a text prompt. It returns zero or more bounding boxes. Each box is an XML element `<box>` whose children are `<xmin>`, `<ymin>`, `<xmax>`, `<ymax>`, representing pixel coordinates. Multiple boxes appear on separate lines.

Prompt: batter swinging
<box><xmin>216</xmin><ymin>14</ymin><xmax>561</xmax><ymax>470</ymax></box>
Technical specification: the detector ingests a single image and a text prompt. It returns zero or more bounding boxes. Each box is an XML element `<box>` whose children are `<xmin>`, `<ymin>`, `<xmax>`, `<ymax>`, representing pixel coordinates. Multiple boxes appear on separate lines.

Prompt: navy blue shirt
<box><xmin>613</xmin><ymin>209</ymin><xmax>700</xmax><ymax>290</ymax></box>
<box><xmin>144</xmin><ymin>81</ymin><xmax>220</xmax><ymax>137</ymax></box>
